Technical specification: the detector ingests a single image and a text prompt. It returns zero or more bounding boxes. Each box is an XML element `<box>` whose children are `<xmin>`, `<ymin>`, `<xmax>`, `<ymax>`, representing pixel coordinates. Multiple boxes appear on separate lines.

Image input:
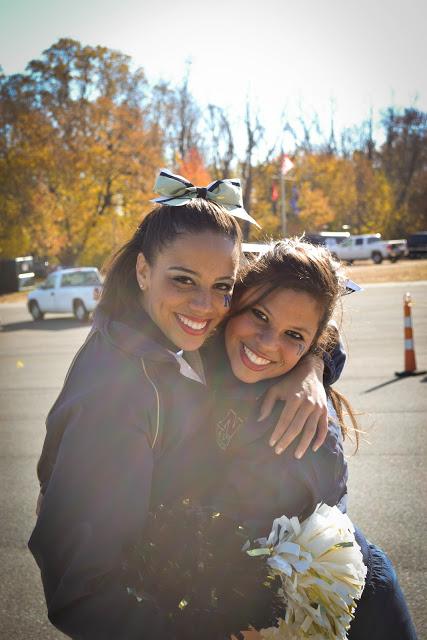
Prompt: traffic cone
<box><xmin>395</xmin><ymin>292</ymin><xmax>425</xmax><ymax>377</ymax></box>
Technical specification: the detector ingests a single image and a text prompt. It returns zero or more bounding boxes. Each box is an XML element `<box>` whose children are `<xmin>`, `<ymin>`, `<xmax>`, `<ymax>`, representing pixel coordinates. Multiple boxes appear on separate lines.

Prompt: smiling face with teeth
<box><xmin>224</xmin><ymin>288</ymin><xmax>322</xmax><ymax>383</ymax></box>
<box><xmin>136</xmin><ymin>231</ymin><xmax>239</xmax><ymax>351</ymax></box>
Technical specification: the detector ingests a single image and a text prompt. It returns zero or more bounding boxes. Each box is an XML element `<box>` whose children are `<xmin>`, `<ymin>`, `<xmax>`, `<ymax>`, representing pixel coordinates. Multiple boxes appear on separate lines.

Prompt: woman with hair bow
<box><xmin>29</xmin><ymin>171</ymin><xmax>342</xmax><ymax>639</ymax></box>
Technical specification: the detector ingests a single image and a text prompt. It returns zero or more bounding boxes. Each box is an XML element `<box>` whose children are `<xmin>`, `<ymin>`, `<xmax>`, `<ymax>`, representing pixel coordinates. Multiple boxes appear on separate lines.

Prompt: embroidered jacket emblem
<box><xmin>216</xmin><ymin>409</ymin><xmax>244</xmax><ymax>450</ymax></box>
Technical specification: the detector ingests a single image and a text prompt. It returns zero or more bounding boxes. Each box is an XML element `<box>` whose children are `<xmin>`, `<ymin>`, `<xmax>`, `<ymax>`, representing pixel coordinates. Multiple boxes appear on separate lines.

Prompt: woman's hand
<box><xmin>258</xmin><ymin>353</ymin><xmax>328</xmax><ymax>457</ymax></box>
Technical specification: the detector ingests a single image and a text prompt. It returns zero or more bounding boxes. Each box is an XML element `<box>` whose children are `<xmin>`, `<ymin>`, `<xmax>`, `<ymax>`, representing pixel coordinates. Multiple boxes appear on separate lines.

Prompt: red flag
<box><xmin>271</xmin><ymin>182</ymin><xmax>279</xmax><ymax>202</ymax></box>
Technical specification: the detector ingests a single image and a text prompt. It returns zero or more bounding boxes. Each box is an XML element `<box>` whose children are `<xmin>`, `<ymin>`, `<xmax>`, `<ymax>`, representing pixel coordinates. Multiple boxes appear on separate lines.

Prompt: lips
<box><xmin>175</xmin><ymin>313</ymin><xmax>211</xmax><ymax>336</ymax></box>
<box><xmin>240</xmin><ymin>342</ymin><xmax>274</xmax><ymax>371</ymax></box>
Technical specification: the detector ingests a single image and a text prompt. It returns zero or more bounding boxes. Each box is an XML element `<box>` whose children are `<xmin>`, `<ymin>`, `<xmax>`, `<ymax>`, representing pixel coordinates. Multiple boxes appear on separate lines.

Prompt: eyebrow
<box><xmin>167</xmin><ymin>266</ymin><xmax>234</xmax><ymax>280</ymax></box>
<box><xmin>257</xmin><ymin>303</ymin><xmax>313</xmax><ymax>336</ymax></box>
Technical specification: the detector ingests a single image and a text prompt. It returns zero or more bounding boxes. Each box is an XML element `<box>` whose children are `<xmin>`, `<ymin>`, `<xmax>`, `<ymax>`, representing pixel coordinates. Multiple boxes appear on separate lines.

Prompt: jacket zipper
<box><xmin>140</xmin><ymin>356</ymin><xmax>160</xmax><ymax>450</ymax></box>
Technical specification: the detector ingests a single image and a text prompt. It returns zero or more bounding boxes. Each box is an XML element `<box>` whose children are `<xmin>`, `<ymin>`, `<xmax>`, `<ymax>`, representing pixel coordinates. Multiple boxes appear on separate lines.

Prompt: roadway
<box><xmin>0</xmin><ymin>282</ymin><xmax>426</xmax><ymax>638</ymax></box>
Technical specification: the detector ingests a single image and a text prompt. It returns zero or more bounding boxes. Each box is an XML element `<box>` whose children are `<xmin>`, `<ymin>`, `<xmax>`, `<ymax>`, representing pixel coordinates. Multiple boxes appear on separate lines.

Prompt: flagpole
<box><xmin>279</xmin><ymin>153</ymin><xmax>295</xmax><ymax>237</ymax></box>
<box><xmin>280</xmin><ymin>166</ymin><xmax>286</xmax><ymax>237</ymax></box>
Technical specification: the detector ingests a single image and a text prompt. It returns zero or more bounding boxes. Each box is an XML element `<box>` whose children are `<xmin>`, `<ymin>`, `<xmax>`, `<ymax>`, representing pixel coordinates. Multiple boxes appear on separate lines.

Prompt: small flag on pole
<box><xmin>271</xmin><ymin>182</ymin><xmax>279</xmax><ymax>202</ymax></box>
<box><xmin>280</xmin><ymin>154</ymin><xmax>294</xmax><ymax>175</ymax></box>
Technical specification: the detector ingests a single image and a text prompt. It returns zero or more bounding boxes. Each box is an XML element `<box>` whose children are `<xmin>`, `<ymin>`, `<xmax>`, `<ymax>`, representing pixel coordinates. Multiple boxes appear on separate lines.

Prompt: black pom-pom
<box><xmin>124</xmin><ymin>499</ymin><xmax>284</xmax><ymax>640</ymax></box>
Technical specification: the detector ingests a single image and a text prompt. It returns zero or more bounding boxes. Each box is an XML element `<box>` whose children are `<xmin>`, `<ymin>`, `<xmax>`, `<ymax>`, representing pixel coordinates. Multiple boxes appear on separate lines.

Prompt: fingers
<box><xmin>294</xmin><ymin>413</ymin><xmax>319</xmax><ymax>459</ymax></box>
<box><xmin>272</xmin><ymin>405</ymin><xmax>312</xmax><ymax>454</ymax></box>
<box><xmin>268</xmin><ymin>400</ymin><xmax>297</xmax><ymax>447</ymax></box>
<box><xmin>258</xmin><ymin>387</ymin><xmax>282</xmax><ymax>422</ymax></box>
<box><xmin>312</xmin><ymin>408</ymin><xmax>328</xmax><ymax>452</ymax></box>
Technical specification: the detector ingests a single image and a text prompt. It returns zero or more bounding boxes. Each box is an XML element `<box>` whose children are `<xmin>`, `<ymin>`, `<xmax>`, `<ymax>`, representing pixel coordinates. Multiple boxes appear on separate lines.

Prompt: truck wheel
<box><xmin>372</xmin><ymin>251</ymin><xmax>383</xmax><ymax>264</ymax></box>
<box><xmin>73</xmin><ymin>299</ymin><xmax>89</xmax><ymax>322</ymax></box>
<box><xmin>29</xmin><ymin>301</ymin><xmax>44</xmax><ymax>321</ymax></box>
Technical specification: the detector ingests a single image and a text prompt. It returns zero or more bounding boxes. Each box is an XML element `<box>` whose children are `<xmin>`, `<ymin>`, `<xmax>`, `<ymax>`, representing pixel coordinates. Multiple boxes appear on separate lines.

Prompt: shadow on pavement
<box><xmin>363</xmin><ymin>377</ymin><xmax>406</xmax><ymax>394</ymax></box>
<box><xmin>364</xmin><ymin>372</ymin><xmax>427</xmax><ymax>393</ymax></box>
<box><xmin>0</xmin><ymin>317</ymin><xmax>90</xmax><ymax>332</ymax></box>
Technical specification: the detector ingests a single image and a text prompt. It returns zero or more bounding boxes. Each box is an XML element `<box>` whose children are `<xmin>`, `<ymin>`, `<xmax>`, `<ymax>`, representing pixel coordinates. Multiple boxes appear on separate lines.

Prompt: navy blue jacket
<box><xmin>30</xmin><ymin>309</ymin><xmax>213</xmax><ymax>639</ymax></box>
<box><xmin>201</xmin><ymin>336</ymin><xmax>348</xmax><ymax>537</ymax></box>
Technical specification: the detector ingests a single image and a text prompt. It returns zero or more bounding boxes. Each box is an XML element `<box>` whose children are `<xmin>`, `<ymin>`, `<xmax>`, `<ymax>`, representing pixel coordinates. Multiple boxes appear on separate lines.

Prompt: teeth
<box><xmin>243</xmin><ymin>344</ymin><xmax>272</xmax><ymax>366</ymax></box>
<box><xmin>177</xmin><ymin>314</ymin><xmax>208</xmax><ymax>330</ymax></box>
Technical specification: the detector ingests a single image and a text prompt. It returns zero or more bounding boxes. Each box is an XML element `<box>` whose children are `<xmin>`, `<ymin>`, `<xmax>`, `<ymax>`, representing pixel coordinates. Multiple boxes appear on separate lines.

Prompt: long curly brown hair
<box><xmin>231</xmin><ymin>238</ymin><xmax>360</xmax><ymax>449</ymax></box>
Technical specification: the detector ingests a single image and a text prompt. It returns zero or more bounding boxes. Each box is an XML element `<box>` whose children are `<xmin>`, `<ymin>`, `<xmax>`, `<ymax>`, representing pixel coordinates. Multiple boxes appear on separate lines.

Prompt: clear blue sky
<box><xmin>1</xmin><ymin>0</ymin><xmax>426</xmax><ymax>153</ymax></box>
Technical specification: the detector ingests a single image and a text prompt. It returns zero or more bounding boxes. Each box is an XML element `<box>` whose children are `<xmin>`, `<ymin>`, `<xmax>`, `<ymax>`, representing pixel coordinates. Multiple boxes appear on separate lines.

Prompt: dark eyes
<box><xmin>251</xmin><ymin>308</ymin><xmax>304</xmax><ymax>341</ymax></box>
<box><xmin>215</xmin><ymin>282</ymin><xmax>233</xmax><ymax>292</ymax></box>
<box><xmin>172</xmin><ymin>276</ymin><xmax>233</xmax><ymax>292</ymax></box>
<box><xmin>251</xmin><ymin>308</ymin><xmax>268</xmax><ymax>322</ymax></box>
<box><xmin>285</xmin><ymin>330</ymin><xmax>304</xmax><ymax>341</ymax></box>
<box><xmin>173</xmin><ymin>276</ymin><xmax>195</xmax><ymax>286</ymax></box>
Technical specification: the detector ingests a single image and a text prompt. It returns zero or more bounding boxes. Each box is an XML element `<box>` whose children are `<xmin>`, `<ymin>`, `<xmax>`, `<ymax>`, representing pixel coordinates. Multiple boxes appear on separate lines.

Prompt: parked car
<box><xmin>0</xmin><ymin>256</ymin><xmax>36</xmax><ymax>294</ymax></box>
<box><xmin>27</xmin><ymin>267</ymin><xmax>102</xmax><ymax>321</ymax></box>
<box><xmin>407</xmin><ymin>232</ymin><xmax>427</xmax><ymax>259</ymax></box>
<box><xmin>384</xmin><ymin>239</ymin><xmax>407</xmax><ymax>262</ymax></box>
<box><xmin>307</xmin><ymin>233</ymin><xmax>406</xmax><ymax>264</ymax></box>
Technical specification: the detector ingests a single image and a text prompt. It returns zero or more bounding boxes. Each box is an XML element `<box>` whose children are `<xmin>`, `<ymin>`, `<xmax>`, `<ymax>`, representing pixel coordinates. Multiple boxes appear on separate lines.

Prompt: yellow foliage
<box><xmin>296</xmin><ymin>184</ymin><xmax>334</xmax><ymax>231</ymax></box>
<box><xmin>0</xmin><ymin>40</ymin><xmax>164</xmax><ymax>266</ymax></box>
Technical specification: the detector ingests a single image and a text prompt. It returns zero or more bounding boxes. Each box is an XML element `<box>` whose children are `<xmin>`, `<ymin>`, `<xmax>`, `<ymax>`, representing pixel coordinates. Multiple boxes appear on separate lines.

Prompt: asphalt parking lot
<box><xmin>0</xmin><ymin>280</ymin><xmax>426</xmax><ymax>638</ymax></box>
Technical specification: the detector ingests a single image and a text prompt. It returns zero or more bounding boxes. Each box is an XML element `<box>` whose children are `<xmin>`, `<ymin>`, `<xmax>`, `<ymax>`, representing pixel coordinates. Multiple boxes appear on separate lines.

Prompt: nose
<box><xmin>188</xmin><ymin>288</ymin><xmax>214</xmax><ymax>315</ymax></box>
<box><xmin>256</xmin><ymin>327</ymin><xmax>282</xmax><ymax>356</ymax></box>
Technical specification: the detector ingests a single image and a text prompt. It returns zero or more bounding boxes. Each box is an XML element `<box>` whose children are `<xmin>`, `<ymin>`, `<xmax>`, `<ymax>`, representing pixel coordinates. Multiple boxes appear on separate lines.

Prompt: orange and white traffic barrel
<box><xmin>403</xmin><ymin>292</ymin><xmax>416</xmax><ymax>373</ymax></box>
<box><xmin>395</xmin><ymin>292</ymin><xmax>425</xmax><ymax>377</ymax></box>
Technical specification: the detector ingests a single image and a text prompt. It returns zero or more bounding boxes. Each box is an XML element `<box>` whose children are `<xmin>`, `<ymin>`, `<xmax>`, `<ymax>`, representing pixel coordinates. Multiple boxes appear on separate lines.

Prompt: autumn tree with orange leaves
<box><xmin>175</xmin><ymin>148</ymin><xmax>212</xmax><ymax>186</ymax></box>
<box><xmin>0</xmin><ymin>39</ymin><xmax>163</xmax><ymax>265</ymax></box>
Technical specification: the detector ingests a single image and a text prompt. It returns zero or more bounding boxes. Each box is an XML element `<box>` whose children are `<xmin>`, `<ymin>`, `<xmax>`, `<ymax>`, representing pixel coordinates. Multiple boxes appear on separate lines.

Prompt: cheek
<box><xmin>279</xmin><ymin>339</ymin><xmax>307</xmax><ymax>372</ymax></box>
<box><xmin>293</xmin><ymin>342</ymin><xmax>307</xmax><ymax>359</ymax></box>
<box><xmin>214</xmin><ymin>294</ymin><xmax>232</xmax><ymax>316</ymax></box>
<box><xmin>226</xmin><ymin>315</ymin><xmax>254</xmax><ymax>346</ymax></box>
<box><xmin>158</xmin><ymin>279</ymin><xmax>185</xmax><ymax>305</ymax></box>
<box><xmin>145</xmin><ymin>279</ymin><xmax>182</xmax><ymax>318</ymax></box>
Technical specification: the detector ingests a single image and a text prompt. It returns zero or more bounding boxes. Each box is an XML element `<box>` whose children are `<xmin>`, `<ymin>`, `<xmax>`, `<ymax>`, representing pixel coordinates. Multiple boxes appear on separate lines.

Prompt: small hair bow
<box><xmin>343</xmin><ymin>278</ymin><xmax>363</xmax><ymax>295</ymax></box>
<box><xmin>152</xmin><ymin>169</ymin><xmax>260</xmax><ymax>228</ymax></box>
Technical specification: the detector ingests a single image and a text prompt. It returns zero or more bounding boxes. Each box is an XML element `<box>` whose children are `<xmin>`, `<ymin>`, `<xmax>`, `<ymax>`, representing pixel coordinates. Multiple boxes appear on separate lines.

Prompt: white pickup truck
<box><xmin>27</xmin><ymin>267</ymin><xmax>102</xmax><ymax>321</ymax></box>
<box><xmin>321</xmin><ymin>234</ymin><xmax>406</xmax><ymax>264</ymax></box>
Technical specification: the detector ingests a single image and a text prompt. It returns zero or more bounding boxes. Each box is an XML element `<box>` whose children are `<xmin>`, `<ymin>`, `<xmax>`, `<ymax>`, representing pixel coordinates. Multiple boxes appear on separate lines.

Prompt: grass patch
<box><xmin>346</xmin><ymin>259</ymin><xmax>427</xmax><ymax>284</ymax></box>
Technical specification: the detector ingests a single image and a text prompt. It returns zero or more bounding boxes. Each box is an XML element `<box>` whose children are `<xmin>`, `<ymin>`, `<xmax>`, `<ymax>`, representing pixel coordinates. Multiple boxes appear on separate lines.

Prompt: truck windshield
<box><xmin>60</xmin><ymin>271</ymin><xmax>101</xmax><ymax>287</ymax></box>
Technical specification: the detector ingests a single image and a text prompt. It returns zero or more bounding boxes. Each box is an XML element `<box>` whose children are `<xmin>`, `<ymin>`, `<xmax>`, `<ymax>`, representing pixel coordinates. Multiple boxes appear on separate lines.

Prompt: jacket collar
<box><xmin>92</xmin><ymin>307</ymin><xmax>205</xmax><ymax>384</ymax></box>
<box><xmin>93</xmin><ymin>307</ymin><xmax>179</xmax><ymax>363</ymax></box>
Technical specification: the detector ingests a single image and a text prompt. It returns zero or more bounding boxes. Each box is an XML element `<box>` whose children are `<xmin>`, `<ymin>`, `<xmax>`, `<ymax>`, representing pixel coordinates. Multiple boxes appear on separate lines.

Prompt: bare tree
<box><xmin>148</xmin><ymin>62</ymin><xmax>203</xmax><ymax>164</ymax></box>
<box><xmin>381</xmin><ymin>107</ymin><xmax>427</xmax><ymax>210</ymax></box>
<box><xmin>205</xmin><ymin>105</ymin><xmax>235</xmax><ymax>177</ymax></box>
<box><xmin>241</xmin><ymin>101</ymin><xmax>264</xmax><ymax>239</ymax></box>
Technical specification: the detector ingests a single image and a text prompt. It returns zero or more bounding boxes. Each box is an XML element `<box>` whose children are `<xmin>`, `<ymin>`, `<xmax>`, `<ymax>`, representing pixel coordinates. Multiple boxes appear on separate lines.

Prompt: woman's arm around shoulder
<box><xmin>258</xmin><ymin>336</ymin><xmax>347</xmax><ymax>457</ymax></box>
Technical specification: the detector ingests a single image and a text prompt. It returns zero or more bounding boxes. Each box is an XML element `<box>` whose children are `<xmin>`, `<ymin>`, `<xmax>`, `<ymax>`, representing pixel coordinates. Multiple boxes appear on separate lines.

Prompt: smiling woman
<box><xmin>225</xmin><ymin>289</ymin><xmax>321</xmax><ymax>383</ymax></box>
<box><xmin>98</xmin><ymin>197</ymin><xmax>241</xmax><ymax>346</ymax></box>
<box><xmin>29</xmin><ymin>186</ymin><xmax>247</xmax><ymax>640</ymax></box>
<box><xmin>136</xmin><ymin>230</ymin><xmax>238</xmax><ymax>351</ymax></box>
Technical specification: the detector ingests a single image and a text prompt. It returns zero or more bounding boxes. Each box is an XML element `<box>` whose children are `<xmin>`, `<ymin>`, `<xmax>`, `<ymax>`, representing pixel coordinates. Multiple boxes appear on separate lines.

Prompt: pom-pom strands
<box><xmin>249</xmin><ymin>504</ymin><xmax>367</xmax><ymax>639</ymax></box>
<box><xmin>126</xmin><ymin>500</ymin><xmax>284</xmax><ymax>640</ymax></box>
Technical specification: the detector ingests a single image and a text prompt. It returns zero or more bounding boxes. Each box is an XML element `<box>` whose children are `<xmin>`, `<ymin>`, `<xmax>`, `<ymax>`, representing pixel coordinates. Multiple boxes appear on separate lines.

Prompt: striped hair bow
<box><xmin>152</xmin><ymin>169</ymin><xmax>260</xmax><ymax>227</ymax></box>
